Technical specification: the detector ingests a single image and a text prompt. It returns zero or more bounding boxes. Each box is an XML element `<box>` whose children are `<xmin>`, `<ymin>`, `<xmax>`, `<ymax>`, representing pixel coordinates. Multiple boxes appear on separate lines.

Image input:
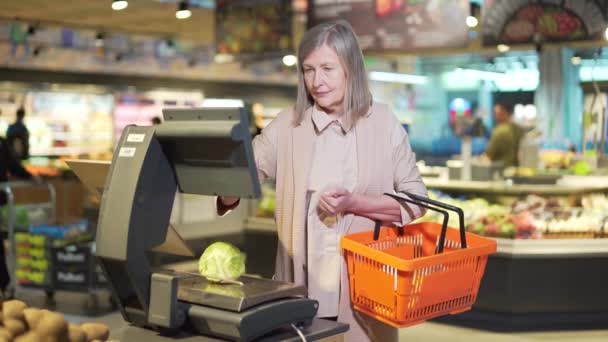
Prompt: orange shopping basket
<box><xmin>340</xmin><ymin>191</ymin><xmax>497</xmax><ymax>328</ymax></box>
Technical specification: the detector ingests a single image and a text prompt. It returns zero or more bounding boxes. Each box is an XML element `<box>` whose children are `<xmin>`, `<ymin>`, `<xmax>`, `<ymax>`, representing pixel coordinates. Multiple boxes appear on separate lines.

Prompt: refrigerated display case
<box><xmin>421</xmin><ymin>177</ymin><xmax>608</xmax><ymax>330</ymax></box>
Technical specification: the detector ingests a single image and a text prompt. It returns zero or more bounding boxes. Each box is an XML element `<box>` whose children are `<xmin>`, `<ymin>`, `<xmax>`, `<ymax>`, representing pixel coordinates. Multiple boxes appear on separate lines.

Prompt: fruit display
<box><xmin>253</xmin><ymin>185</ymin><xmax>606</xmax><ymax>239</ymax></box>
<box><xmin>501</xmin><ymin>4</ymin><xmax>586</xmax><ymax>43</ymax></box>
<box><xmin>0</xmin><ymin>300</ymin><xmax>116</xmax><ymax>342</ymax></box>
<box><xmin>216</xmin><ymin>1</ymin><xmax>291</xmax><ymax>55</ymax></box>
<box><xmin>416</xmin><ymin>191</ymin><xmax>607</xmax><ymax>239</ymax></box>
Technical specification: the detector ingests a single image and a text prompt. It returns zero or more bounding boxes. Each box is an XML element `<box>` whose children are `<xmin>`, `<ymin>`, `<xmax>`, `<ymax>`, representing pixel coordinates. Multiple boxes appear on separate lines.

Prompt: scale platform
<box><xmin>177</xmin><ymin>274</ymin><xmax>308</xmax><ymax>312</ymax></box>
<box><xmin>165</xmin><ymin>273</ymin><xmax>316</xmax><ymax>341</ymax></box>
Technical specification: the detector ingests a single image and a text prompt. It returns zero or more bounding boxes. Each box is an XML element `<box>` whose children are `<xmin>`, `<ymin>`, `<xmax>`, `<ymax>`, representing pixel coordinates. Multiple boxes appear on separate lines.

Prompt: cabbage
<box><xmin>198</xmin><ymin>242</ymin><xmax>246</xmax><ymax>282</ymax></box>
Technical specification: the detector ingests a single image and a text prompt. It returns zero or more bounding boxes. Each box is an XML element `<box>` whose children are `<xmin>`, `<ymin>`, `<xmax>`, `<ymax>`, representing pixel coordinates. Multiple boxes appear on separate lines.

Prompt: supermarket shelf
<box><xmin>423</xmin><ymin>177</ymin><xmax>608</xmax><ymax>196</ymax></box>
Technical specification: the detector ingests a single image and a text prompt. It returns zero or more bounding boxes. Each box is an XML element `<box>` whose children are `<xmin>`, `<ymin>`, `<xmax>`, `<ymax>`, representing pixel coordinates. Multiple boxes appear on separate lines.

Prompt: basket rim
<box><xmin>340</xmin><ymin>224</ymin><xmax>497</xmax><ymax>271</ymax></box>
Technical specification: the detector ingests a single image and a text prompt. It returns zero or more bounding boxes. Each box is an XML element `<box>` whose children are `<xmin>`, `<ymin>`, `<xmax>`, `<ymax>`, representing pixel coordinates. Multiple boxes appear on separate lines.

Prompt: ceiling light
<box><xmin>497</xmin><ymin>44</ymin><xmax>510</xmax><ymax>53</ymax></box>
<box><xmin>95</xmin><ymin>32</ymin><xmax>105</xmax><ymax>47</ymax></box>
<box><xmin>466</xmin><ymin>16</ymin><xmax>478</xmax><ymax>28</ymax></box>
<box><xmin>176</xmin><ymin>1</ymin><xmax>192</xmax><ymax>19</ymax></box>
<box><xmin>112</xmin><ymin>0</ymin><xmax>128</xmax><ymax>11</ymax></box>
<box><xmin>282</xmin><ymin>55</ymin><xmax>297</xmax><ymax>67</ymax></box>
<box><xmin>202</xmin><ymin>99</ymin><xmax>244</xmax><ymax>108</ymax></box>
<box><xmin>368</xmin><ymin>71</ymin><xmax>428</xmax><ymax>85</ymax></box>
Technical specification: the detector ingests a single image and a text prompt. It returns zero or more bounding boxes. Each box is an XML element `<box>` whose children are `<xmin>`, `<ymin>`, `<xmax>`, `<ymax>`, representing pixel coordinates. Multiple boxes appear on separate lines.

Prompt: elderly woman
<box><xmin>219</xmin><ymin>20</ymin><xmax>427</xmax><ymax>341</ymax></box>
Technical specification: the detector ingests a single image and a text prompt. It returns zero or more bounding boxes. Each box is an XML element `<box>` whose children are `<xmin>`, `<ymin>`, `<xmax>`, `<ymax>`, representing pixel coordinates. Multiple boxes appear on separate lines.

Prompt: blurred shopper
<box><xmin>217</xmin><ymin>20</ymin><xmax>427</xmax><ymax>342</ymax></box>
<box><xmin>0</xmin><ymin>109</ymin><xmax>35</xmax><ymax>298</ymax></box>
<box><xmin>484</xmin><ymin>102</ymin><xmax>524</xmax><ymax>167</ymax></box>
<box><xmin>7</xmin><ymin>107</ymin><xmax>30</xmax><ymax>160</ymax></box>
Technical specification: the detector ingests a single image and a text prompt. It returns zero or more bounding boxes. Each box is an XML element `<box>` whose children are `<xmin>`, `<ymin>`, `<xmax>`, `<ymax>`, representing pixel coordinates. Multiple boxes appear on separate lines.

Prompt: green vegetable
<box><xmin>198</xmin><ymin>242</ymin><xmax>246</xmax><ymax>282</ymax></box>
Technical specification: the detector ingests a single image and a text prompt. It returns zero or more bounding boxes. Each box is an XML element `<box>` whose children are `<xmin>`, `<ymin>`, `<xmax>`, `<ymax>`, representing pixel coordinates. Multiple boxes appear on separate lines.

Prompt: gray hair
<box><xmin>294</xmin><ymin>20</ymin><xmax>372</xmax><ymax>130</ymax></box>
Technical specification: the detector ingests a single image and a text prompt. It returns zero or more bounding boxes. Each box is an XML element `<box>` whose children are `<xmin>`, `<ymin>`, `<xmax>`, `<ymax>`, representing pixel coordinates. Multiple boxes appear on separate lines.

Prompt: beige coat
<box><xmin>253</xmin><ymin>102</ymin><xmax>427</xmax><ymax>341</ymax></box>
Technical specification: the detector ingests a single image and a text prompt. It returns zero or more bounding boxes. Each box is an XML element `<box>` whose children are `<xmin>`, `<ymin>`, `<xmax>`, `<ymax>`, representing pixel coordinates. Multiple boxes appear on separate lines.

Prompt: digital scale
<box><xmin>68</xmin><ymin>107</ymin><xmax>347</xmax><ymax>341</ymax></box>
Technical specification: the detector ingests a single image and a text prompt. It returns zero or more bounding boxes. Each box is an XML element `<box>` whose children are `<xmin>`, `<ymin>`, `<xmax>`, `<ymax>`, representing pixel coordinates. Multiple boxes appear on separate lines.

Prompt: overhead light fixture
<box><xmin>368</xmin><ymin>71</ymin><xmax>428</xmax><ymax>85</ymax></box>
<box><xmin>202</xmin><ymin>99</ymin><xmax>244</xmax><ymax>108</ymax></box>
<box><xmin>112</xmin><ymin>0</ymin><xmax>128</xmax><ymax>11</ymax></box>
<box><xmin>466</xmin><ymin>16</ymin><xmax>479</xmax><ymax>28</ymax></box>
<box><xmin>467</xmin><ymin>2</ymin><xmax>480</xmax><ymax>28</ymax></box>
<box><xmin>176</xmin><ymin>1</ymin><xmax>192</xmax><ymax>19</ymax></box>
<box><xmin>95</xmin><ymin>32</ymin><xmax>105</xmax><ymax>47</ymax></box>
<box><xmin>571</xmin><ymin>54</ymin><xmax>582</xmax><ymax>65</ymax></box>
<box><xmin>497</xmin><ymin>44</ymin><xmax>510</xmax><ymax>53</ymax></box>
<box><xmin>282</xmin><ymin>54</ymin><xmax>297</xmax><ymax>67</ymax></box>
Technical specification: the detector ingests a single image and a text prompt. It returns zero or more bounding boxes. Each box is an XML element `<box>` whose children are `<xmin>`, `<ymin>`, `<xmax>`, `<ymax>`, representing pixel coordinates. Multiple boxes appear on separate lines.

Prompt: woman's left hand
<box><xmin>318</xmin><ymin>187</ymin><xmax>353</xmax><ymax>216</ymax></box>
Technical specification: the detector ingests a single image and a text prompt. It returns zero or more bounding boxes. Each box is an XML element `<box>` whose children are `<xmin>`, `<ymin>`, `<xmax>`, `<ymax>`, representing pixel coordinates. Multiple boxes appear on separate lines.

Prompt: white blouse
<box><xmin>306</xmin><ymin>106</ymin><xmax>357</xmax><ymax>317</ymax></box>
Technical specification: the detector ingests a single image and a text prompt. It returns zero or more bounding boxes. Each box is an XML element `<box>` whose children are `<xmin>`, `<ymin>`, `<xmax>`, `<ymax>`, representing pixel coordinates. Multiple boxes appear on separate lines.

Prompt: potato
<box><xmin>0</xmin><ymin>328</ymin><xmax>11</xmax><ymax>340</ymax></box>
<box><xmin>4</xmin><ymin>318</ymin><xmax>27</xmax><ymax>338</ymax></box>
<box><xmin>80</xmin><ymin>323</ymin><xmax>109</xmax><ymax>341</ymax></box>
<box><xmin>35</xmin><ymin>311</ymin><xmax>67</xmax><ymax>338</ymax></box>
<box><xmin>3</xmin><ymin>300</ymin><xmax>28</xmax><ymax>320</ymax></box>
<box><xmin>68</xmin><ymin>323</ymin><xmax>86</xmax><ymax>342</ymax></box>
<box><xmin>15</xmin><ymin>331</ymin><xmax>42</xmax><ymax>342</ymax></box>
<box><xmin>24</xmin><ymin>308</ymin><xmax>44</xmax><ymax>330</ymax></box>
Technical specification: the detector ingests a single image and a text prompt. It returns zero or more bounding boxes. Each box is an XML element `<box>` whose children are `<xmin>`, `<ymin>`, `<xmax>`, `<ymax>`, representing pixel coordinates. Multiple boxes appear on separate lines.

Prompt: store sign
<box><xmin>308</xmin><ymin>0</ymin><xmax>470</xmax><ymax>51</ymax></box>
<box><xmin>482</xmin><ymin>0</ymin><xmax>607</xmax><ymax>45</ymax></box>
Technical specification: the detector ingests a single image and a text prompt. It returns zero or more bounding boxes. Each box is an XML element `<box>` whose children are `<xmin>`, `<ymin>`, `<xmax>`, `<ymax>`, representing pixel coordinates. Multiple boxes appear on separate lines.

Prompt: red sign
<box><xmin>483</xmin><ymin>0</ymin><xmax>606</xmax><ymax>45</ymax></box>
<box><xmin>309</xmin><ymin>0</ymin><xmax>470</xmax><ymax>51</ymax></box>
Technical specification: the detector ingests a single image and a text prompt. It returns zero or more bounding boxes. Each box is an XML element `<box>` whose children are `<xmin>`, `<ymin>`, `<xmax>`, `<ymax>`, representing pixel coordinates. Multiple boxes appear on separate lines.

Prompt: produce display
<box><xmin>501</xmin><ymin>4</ymin><xmax>586</xmax><ymax>43</ymax></box>
<box><xmin>0</xmin><ymin>300</ymin><xmax>116</xmax><ymax>342</ymax></box>
<box><xmin>416</xmin><ymin>191</ymin><xmax>608</xmax><ymax>239</ymax></box>
<box><xmin>216</xmin><ymin>1</ymin><xmax>291</xmax><ymax>55</ymax></box>
<box><xmin>255</xmin><ymin>184</ymin><xmax>607</xmax><ymax>239</ymax></box>
<box><xmin>198</xmin><ymin>242</ymin><xmax>246</xmax><ymax>282</ymax></box>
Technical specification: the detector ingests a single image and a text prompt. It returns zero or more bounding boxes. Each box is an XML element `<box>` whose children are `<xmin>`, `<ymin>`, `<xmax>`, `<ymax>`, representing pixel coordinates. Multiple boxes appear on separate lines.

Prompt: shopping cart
<box><xmin>340</xmin><ymin>191</ymin><xmax>497</xmax><ymax>328</ymax></box>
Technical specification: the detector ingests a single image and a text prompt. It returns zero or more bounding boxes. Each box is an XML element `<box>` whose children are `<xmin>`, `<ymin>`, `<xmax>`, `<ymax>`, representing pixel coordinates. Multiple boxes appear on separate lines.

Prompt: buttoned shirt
<box><xmin>306</xmin><ymin>105</ymin><xmax>357</xmax><ymax>317</ymax></box>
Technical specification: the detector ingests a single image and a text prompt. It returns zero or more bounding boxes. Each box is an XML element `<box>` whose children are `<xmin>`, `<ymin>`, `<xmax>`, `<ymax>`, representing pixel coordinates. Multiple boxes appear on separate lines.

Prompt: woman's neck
<box><xmin>315</xmin><ymin>103</ymin><xmax>343</xmax><ymax>118</ymax></box>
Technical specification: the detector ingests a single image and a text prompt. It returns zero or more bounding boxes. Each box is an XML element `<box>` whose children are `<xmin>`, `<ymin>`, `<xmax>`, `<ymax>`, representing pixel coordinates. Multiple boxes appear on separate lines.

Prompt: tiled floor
<box><xmin>13</xmin><ymin>288</ymin><xmax>608</xmax><ymax>342</ymax></box>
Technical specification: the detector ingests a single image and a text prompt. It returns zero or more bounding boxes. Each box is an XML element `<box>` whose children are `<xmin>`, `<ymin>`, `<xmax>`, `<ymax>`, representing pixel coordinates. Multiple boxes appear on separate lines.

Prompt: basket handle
<box><xmin>385</xmin><ymin>191</ymin><xmax>467</xmax><ymax>253</ymax></box>
<box><xmin>399</xmin><ymin>191</ymin><xmax>467</xmax><ymax>249</ymax></box>
<box><xmin>372</xmin><ymin>220</ymin><xmax>405</xmax><ymax>240</ymax></box>
<box><xmin>384</xmin><ymin>193</ymin><xmax>453</xmax><ymax>253</ymax></box>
